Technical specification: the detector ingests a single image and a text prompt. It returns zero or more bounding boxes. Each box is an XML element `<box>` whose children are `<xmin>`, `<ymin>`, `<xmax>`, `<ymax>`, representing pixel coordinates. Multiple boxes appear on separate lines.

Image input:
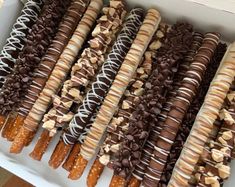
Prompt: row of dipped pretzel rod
<box><xmin>1</xmin><ymin>0</ymin><xmax>235</xmax><ymax>186</ymax></box>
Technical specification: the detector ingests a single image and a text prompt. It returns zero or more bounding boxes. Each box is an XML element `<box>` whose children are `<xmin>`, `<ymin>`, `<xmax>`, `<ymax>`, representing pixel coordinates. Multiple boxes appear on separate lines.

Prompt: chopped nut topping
<box><xmin>140</xmin><ymin>74</ymin><xmax>148</xmax><ymax>80</ymax></box>
<box><xmin>110</xmin><ymin>144</ymin><xmax>120</xmax><ymax>152</ymax></box>
<box><xmin>68</xmin><ymin>88</ymin><xmax>80</xmax><ymax>98</ymax></box>
<box><xmin>99</xmin><ymin>154</ymin><xmax>110</xmax><ymax>165</ymax></box>
<box><xmin>195</xmin><ymin>173</ymin><xmax>201</xmax><ymax>181</ymax></box>
<box><xmin>124</xmin><ymin>90</ymin><xmax>131</xmax><ymax>97</ymax></box>
<box><xmin>211</xmin><ymin>149</ymin><xmax>224</xmax><ymax>162</ymax></box>
<box><xmin>218</xmin><ymin>164</ymin><xmax>230</xmax><ymax>179</ymax></box>
<box><xmin>156</xmin><ymin>30</ymin><xmax>164</xmax><ymax>38</ymax></box>
<box><xmin>132</xmin><ymin>80</ymin><xmax>144</xmax><ymax>89</ymax></box>
<box><xmin>110</xmin><ymin>1</ymin><xmax>123</xmax><ymax>8</ymax></box>
<box><xmin>62</xmin><ymin>101</ymin><xmax>73</xmax><ymax>108</ymax></box>
<box><xmin>122</xmin><ymin>100</ymin><xmax>130</xmax><ymax>109</ymax></box>
<box><xmin>53</xmin><ymin>96</ymin><xmax>60</xmax><ymax>106</ymax></box>
<box><xmin>222</xmin><ymin>130</ymin><xmax>233</xmax><ymax>140</ymax></box>
<box><xmin>218</xmin><ymin>136</ymin><xmax>228</xmax><ymax>146</ymax></box>
<box><xmin>104</xmin><ymin>144</ymin><xmax>110</xmax><ymax>153</ymax></box>
<box><xmin>149</xmin><ymin>40</ymin><xmax>162</xmax><ymax>50</ymax></box>
<box><xmin>205</xmin><ymin>176</ymin><xmax>219</xmax><ymax>187</ymax></box>
<box><xmin>227</xmin><ymin>91</ymin><xmax>235</xmax><ymax>102</ymax></box>
<box><xmin>42</xmin><ymin>120</ymin><xmax>55</xmax><ymax>130</ymax></box>
<box><xmin>219</xmin><ymin>109</ymin><xmax>234</xmax><ymax>125</ymax></box>
<box><xmin>137</xmin><ymin>67</ymin><xmax>145</xmax><ymax>75</ymax></box>
<box><xmin>134</xmin><ymin>88</ymin><xmax>144</xmax><ymax>96</ymax></box>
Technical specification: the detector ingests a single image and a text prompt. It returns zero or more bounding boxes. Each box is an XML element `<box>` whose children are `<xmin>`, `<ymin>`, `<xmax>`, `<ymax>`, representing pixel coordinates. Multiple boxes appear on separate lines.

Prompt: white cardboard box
<box><xmin>0</xmin><ymin>0</ymin><xmax>235</xmax><ymax>187</ymax></box>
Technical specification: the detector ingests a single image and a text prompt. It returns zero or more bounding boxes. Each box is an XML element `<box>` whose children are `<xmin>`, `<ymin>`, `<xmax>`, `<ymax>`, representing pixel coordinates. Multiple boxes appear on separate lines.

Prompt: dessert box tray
<box><xmin>0</xmin><ymin>0</ymin><xmax>235</xmax><ymax>187</ymax></box>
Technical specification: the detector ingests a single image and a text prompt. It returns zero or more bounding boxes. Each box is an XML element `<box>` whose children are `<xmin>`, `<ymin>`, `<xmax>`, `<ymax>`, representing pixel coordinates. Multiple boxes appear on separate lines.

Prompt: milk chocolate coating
<box><xmin>61</xmin><ymin>8</ymin><xmax>143</xmax><ymax>145</ymax></box>
<box><xmin>0</xmin><ymin>0</ymin><xmax>70</xmax><ymax>115</ymax></box>
<box><xmin>0</xmin><ymin>0</ymin><xmax>44</xmax><ymax>87</ymax></box>
<box><xmin>113</xmin><ymin>22</ymin><xmax>194</xmax><ymax>179</ymax></box>
<box><xmin>143</xmin><ymin>32</ymin><xmax>220</xmax><ymax>186</ymax></box>
<box><xmin>18</xmin><ymin>0</ymin><xmax>88</xmax><ymax>118</ymax></box>
<box><xmin>159</xmin><ymin>43</ymin><xmax>227</xmax><ymax>186</ymax></box>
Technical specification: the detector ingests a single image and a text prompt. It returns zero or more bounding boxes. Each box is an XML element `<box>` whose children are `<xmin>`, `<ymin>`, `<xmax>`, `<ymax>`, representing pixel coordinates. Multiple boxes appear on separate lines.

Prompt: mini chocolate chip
<box><xmin>145</xmin><ymin>82</ymin><xmax>152</xmax><ymax>89</ymax></box>
<box><xmin>132</xmin><ymin>143</ymin><xmax>139</xmax><ymax>151</ymax></box>
<box><xmin>122</xmin><ymin>159</ymin><xmax>129</xmax><ymax>167</ymax></box>
<box><xmin>119</xmin><ymin>170</ymin><xmax>126</xmax><ymax>178</ymax></box>
<box><xmin>133</xmin><ymin>151</ymin><xmax>141</xmax><ymax>158</ymax></box>
<box><xmin>126</xmin><ymin>134</ymin><xmax>134</xmax><ymax>141</ymax></box>
<box><xmin>122</xmin><ymin>149</ymin><xmax>130</xmax><ymax>157</ymax></box>
<box><xmin>22</xmin><ymin>77</ymin><xmax>29</xmax><ymax>82</ymax></box>
<box><xmin>0</xmin><ymin>98</ymin><xmax>4</xmax><ymax>105</ymax></box>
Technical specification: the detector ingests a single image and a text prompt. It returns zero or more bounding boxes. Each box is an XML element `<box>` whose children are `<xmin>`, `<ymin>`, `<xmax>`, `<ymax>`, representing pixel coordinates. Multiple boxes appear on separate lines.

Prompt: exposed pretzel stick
<box><xmin>62</xmin><ymin>143</ymin><xmax>81</xmax><ymax>171</ymax></box>
<box><xmin>109</xmin><ymin>175</ymin><xmax>126</xmax><ymax>187</ymax></box>
<box><xmin>87</xmin><ymin>159</ymin><xmax>104</xmax><ymax>187</ymax></box>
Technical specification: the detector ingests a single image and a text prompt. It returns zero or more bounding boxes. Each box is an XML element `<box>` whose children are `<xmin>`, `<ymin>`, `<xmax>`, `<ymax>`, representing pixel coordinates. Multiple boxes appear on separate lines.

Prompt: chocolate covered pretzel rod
<box><xmin>168</xmin><ymin>43</ymin><xmax>235</xmax><ymax>187</ymax></box>
<box><xmin>0</xmin><ymin>0</ymin><xmax>44</xmax><ymax>88</ymax></box>
<box><xmin>30</xmin><ymin>0</ymin><xmax>128</xmax><ymax>162</ymax></box>
<box><xmin>0</xmin><ymin>0</ymin><xmax>44</xmax><ymax>130</ymax></box>
<box><xmin>2</xmin><ymin>0</ymin><xmax>89</xmax><ymax>141</ymax></box>
<box><xmin>87</xmin><ymin>32</ymin><xmax>157</xmax><ymax>187</ymax></box>
<box><xmin>142</xmin><ymin>32</ymin><xmax>220</xmax><ymax>187</ymax></box>
<box><xmin>0</xmin><ymin>0</ymin><xmax>70</xmax><ymax>127</ymax></box>
<box><xmin>194</xmin><ymin>95</ymin><xmax>235</xmax><ymax>187</ymax></box>
<box><xmin>159</xmin><ymin>43</ymin><xmax>227</xmax><ymax>187</ymax></box>
<box><xmin>128</xmin><ymin>31</ymin><xmax>203</xmax><ymax>187</ymax></box>
<box><xmin>68</xmin><ymin>8</ymin><xmax>161</xmax><ymax>180</ymax></box>
<box><xmin>48</xmin><ymin>0</ymin><xmax>128</xmax><ymax>169</ymax></box>
<box><xmin>10</xmin><ymin>0</ymin><xmax>102</xmax><ymax>154</ymax></box>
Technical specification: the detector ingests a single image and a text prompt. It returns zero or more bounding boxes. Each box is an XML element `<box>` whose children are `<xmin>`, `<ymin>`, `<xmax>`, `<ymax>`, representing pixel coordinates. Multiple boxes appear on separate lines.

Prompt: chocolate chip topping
<box><xmin>113</xmin><ymin>22</ymin><xmax>194</xmax><ymax>179</ymax></box>
<box><xmin>0</xmin><ymin>0</ymin><xmax>70</xmax><ymax>115</ymax></box>
<box><xmin>0</xmin><ymin>0</ymin><xmax>44</xmax><ymax>87</ymax></box>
